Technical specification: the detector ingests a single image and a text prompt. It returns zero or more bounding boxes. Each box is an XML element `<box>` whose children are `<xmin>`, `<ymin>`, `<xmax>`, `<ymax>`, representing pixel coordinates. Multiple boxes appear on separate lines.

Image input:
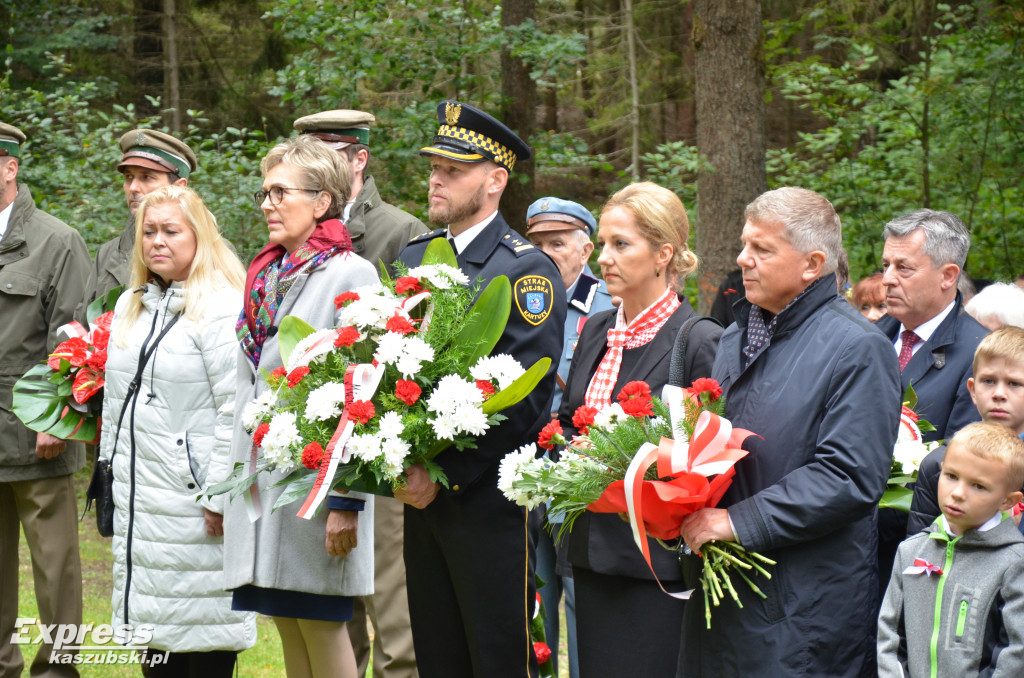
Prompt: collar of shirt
<box><xmin>942</xmin><ymin>511</ymin><xmax>1003</xmax><ymax>538</ymax></box>
<box><xmin>447</xmin><ymin>210</ymin><xmax>498</xmax><ymax>254</ymax></box>
<box><xmin>894</xmin><ymin>299</ymin><xmax>956</xmax><ymax>356</ymax></box>
<box><xmin>0</xmin><ymin>193</ymin><xmax>14</xmax><ymax>240</ymax></box>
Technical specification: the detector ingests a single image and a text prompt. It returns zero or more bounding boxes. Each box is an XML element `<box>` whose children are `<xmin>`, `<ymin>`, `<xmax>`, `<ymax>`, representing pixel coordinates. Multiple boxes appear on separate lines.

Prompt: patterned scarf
<box><xmin>237</xmin><ymin>218</ymin><xmax>353</xmax><ymax>367</ymax></box>
<box><xmin>584</xmin><ymin>288</ymin><xmax>680</xmax><ymax>409</ymax></box>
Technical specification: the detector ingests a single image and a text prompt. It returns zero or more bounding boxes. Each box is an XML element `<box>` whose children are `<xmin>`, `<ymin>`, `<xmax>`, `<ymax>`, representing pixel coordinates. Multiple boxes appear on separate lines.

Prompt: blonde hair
<box><xmin>261</xmin><ymin>134</ymin><xmax>350</xmax><ymax>221</ymax></box>
<box><xmin>114</xmin><ymin>185</ymin><xmax>246</xmax><ymax>346</ymax></box>
<box><xmin>948</xmin><ymin>421</ymin><xmax>1024</xmax><ymax>491</ymax></box>
<box><xmin>602</xmin><ymin>181</ymin><xmax>699</xmax><ymax>281</ymax></box>
<box><xmin>973</xmin><ymin>326</ymin><xmax>1024</xmax><ymax>375</ymax></box>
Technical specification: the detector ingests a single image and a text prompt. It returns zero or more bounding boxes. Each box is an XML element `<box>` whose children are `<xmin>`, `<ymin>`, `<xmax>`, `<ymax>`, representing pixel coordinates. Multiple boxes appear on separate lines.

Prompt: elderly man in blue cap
<box><xmin>525</xmin><ymin>197</ymin><xmax>613</xmax><ymax>678</ymax></box>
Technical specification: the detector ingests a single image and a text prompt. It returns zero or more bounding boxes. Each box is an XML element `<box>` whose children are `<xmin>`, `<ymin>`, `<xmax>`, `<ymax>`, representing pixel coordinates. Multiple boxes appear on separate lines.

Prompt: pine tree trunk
<box><xmin>500</xmin><ymin>0</ymin><xmax>537</xmax><ymax>235</ymax></box>
<box><xmin>133</xmin><ymin>0</ymin><xmax>164</xmax><ymax>118</ymax></box>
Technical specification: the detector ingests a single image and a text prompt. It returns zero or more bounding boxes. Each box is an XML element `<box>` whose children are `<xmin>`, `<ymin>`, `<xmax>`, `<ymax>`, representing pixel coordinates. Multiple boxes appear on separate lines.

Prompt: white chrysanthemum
<box><xmin>498</xmin><ymin>444</ymin><xmax>549</xmax><ymax>508</ymax></box>
<box><xmin>452</xmin><ymin>405</ymin><xmax>489</xmax><ymax>436</ymax></box>
<box><xmin>262</xmin><ymin>412</ymin><xmax>299</xmax><ymax>471</ymax></box>
<box><xmin>374</xmin><ymin>332</ymin><xmax>406</xmax><ymax>366</ymax></box>
<box><xmin>395</xmin><ymin>336</ymin><xmax>435</xmax><ymax>378</ymax></box>
<box><xmin>305</xmin><ymin>382</ymin><xmax>347</xmax><ymax>422</ymax></box>
<box><xmin>470</xmin><ymin>354</ymin><xmax>526</xmax><ymax>391</ymax></box>
<box><xmin>337</xmin><ymin>285</ymin><xmax>400</xmax><ymax>330</ymax></box>
<box><xmin>893</xmin><ymin>440</ymin><xmax>929</xmax><ymax>474</ymax></box>
<box><xmin>242</xmin><ymin>390</ymin><xmax>277</xmax><ymax>432</ymax></box>
<box><xmin>378</xmin><ymin>411</ymin><xmax>405</xmax><ymax>440</ymax></box>
<box><xmin>593</xmin><ymin>403</ymin><xmax>626</xmax><ymax>431</ymax></box>
<box><xmin>346</xmin><ymin>433</ymin><xmax>381</xmax><ymax>463</ymax></box>
<box><xmin>430</xmin><ymin>412</ymin><xmax>458</xmax><ymax>440</ymax></box>
<box><xmin>427</xmin><ymin>374</ymin><xmax>484</xmax><ymax>416</ymax></box>
<box><xmin>406</xmin><ymin>264</ymin><xmax>469</xmax><ymax>289</ymax></box>
<box><xmin>381</xmin><ymin>437</ymin><xmax>411</xmax><ymax>468</ymax></box>
<box><xmin>287</xmin><ymin>328</ymin><xmax>339</xmax><ymax>371</ymax></box>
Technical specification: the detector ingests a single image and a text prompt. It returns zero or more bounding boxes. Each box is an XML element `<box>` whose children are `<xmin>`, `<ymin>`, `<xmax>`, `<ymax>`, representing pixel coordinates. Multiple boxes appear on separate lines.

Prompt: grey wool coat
<box><xmin>223</xmin><ymin>251</ymin><xmax>379</xmax><ymax>597</ymax></box>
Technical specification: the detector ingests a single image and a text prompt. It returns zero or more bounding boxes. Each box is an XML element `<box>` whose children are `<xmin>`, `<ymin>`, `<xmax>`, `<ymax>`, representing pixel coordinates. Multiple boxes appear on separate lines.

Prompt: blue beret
<box><xmin>420</xmin><ymin>100</ymin><xmax>531</xmax><ymax>173</ymax></box>
<box><xmin>526</xmin><ymin>197</ymin><xmax>597</xmax><ymax>237</ymax></box>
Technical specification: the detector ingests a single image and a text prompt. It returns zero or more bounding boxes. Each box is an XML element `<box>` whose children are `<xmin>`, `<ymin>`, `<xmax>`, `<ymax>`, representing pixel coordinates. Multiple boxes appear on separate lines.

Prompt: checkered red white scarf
<box><xmin>584</xmin><ymin>288</ymin><xmax>680</xmax><ymax>409</ymax></box>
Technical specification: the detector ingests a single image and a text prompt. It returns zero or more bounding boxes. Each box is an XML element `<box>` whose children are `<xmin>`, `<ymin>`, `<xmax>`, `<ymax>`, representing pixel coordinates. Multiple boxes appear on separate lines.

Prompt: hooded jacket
<box><xmin>100</xmin><ymin>282</ymin><xmax>256</xmax><ymax>652</ymax></box>
<box><xmin>878</xmin><ymin>515</ymin><xmax>1024</xmax><ymax>678</ymax></box>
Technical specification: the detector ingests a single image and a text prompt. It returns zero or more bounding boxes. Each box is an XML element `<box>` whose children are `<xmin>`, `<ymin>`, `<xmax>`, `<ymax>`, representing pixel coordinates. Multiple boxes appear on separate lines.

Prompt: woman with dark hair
<box><xmin>560</xmin><ymin>182</ymin><xmax>722</xmax><ymax>677</ymax></box>
<box><xmin>223</xmin><ymin>135</ymin><xmax>378</xmax><ymax>678</ymax></box>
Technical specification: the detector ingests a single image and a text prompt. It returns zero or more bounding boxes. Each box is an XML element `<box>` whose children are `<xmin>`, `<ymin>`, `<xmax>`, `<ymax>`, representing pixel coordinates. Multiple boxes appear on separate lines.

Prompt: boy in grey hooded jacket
<box><xmin>878</xmin><ymin>422</ymin><xmax>1024</xmax><ymax>678</ymax></box>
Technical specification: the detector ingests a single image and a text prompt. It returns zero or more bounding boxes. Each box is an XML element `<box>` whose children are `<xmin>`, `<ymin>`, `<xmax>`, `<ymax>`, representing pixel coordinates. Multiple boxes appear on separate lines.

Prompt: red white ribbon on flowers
<box><xmin>898</xmin><ymin>409</ymin><xmax>923</xmax><ymax>442</ymax></box>
<box><xmin>56</xmin><ymin>320</ymin><xmax>89</xmax><ymax>341</ymax></box>
<box><xmin>297</xmin><ymin>362</ymin><xmax>383</xmax><ymax>520</ymax></box>
<box><xmin>397</xmin><ymin>290</ymin><xmax>434</xmax><ymax>332</ymax></box>
<box><xmin>244</xmin><ymin>441</ymin><xmax>264</xmax><ymax>521</ymax></box>
<box><xmin>904</xmin><ymin>558</ymin><xmax>943</xmax><ymax>576</ymax></box>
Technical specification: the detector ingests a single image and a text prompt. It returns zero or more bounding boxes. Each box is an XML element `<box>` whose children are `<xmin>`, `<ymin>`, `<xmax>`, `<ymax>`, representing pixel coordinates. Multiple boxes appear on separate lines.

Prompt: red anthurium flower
<box><xmin>538</xmin><ymin>420</ymin><xmax>564</xmax><ymax>450</ymax></box>
<box><xmin>71</xmin><ymin>367</ymin><xmax>104</xmax><ymax>404</ymax></box>
<box><xmin>89</xmin><ymin>326</ymin><xmax>111</xmax><ymax>352</ymax></box>
<box><xmin>533</xmin><ymin>642</ymin><xmax>552</xmax><ymax>665</ymax></box>
<box><xmin>334</xmin><ymin>291</ymin><xmax>360</xmax><ymax>309</ymax></box>
<box><xmin>572</xmin><ymin>405</ymin><xmax>598</xmax><ymax>435</ymax></box>
<box><xmin>286</xmin><ymin>366</ymin><xmax>310</xmax><ymax>388</ymax></box>
<box><xmin>92</xmin><ymin>310</ymin><xmax>115</xmax><ymax>332</ymax></box>
<box><xmin>691</xmin><ymin>377</ymin><xmax>723</xmax><ymax>401</ymax></box>
<box><xmin>334</xmin><ymin>326</ymin><xmax>361</xmax><ymax>348</ymax></box>
<box><xmin>395</xmin><ymin>276</ymin><xmax>423</xmax><ymax>295</ymax></box>
<box><xmin>395</xmin><ymin>380</ymin><xmax>422</xmax><ymax>406</ymax></box>
<box><xmin>253</xmin><ymin>422</ymin><xmax>270</xmax><ymax>446</ymax></box>
<box><xmin>48</xmin><ymin>337</ymin><xmax>90</xmax><ymax>370</ymax></box>
<box><xmin>85</xmin><ymin>348</ymin><xmax>107</xmax><ymax>373</ymax></box>
<box><xmin>385</xmin><ymin>314</ymin><xmax>417</xmax><ymax>335</ymax></box>
<box><xmin>347</xmin><ymin>400</ymin><xmax>376</xmax><ymax>425</ymax></box>
<box><xmin>475</xmin><ymin>379</ymin><xmax>496</xmax><ymax>399</ymax></box>
<box><xmin>301</xmin><ymin>442</ymin><xmax>325</xmax><ymax>470</ymax></box>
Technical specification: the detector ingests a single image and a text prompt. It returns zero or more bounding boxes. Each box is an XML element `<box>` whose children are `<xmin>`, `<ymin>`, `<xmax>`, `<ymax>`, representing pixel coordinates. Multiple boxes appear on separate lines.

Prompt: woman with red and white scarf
<box><xmin>223</xmin><ymin>135</ymin><xmax>378</xmax><ymax>678</ymax></box>
<box><xmin>557</xmin><ymin>182</ymin><xmax>723</xmax><ymax>678</ymax></box>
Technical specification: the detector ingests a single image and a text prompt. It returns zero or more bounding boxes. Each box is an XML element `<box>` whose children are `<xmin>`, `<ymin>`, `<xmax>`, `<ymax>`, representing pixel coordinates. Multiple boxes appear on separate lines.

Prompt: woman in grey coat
<box><xmin>223</xmin><ymin>135</ymin><xmax>378</xmax><ymax>678</ymax></box>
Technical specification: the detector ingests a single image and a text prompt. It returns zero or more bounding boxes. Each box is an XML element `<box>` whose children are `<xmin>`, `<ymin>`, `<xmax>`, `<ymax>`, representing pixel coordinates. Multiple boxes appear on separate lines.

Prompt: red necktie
<box><xmin>898</xmin><ymin>330</ymin><xmax>918</xmax><ymax>371</ymax></box>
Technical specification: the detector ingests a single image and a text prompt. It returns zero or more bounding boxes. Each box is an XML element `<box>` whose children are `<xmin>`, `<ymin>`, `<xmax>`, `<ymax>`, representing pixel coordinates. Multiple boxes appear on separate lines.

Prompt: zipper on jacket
<box><xmin>955</xmin><ymin>599</ymin><xmax>968</xmax><ymax>638</ymax></box>
<box><xmin>929</xmin><ymin>534</ymin><xmax>960</xmax><ymax>678</ymax></box>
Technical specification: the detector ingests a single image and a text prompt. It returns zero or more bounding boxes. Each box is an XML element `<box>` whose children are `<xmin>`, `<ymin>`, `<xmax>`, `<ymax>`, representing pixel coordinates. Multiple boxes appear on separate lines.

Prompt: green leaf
<box><xmin>456</xmin><ymin>276</ymin><xmax>511</xmax><ymax>365</ymax></box>
<box><xmin>421</xmin><ymin>235</ymin><xmax>458</xmax><ymax>268</ymax></box>
<box><xmin>903</xmin><ymin>384</ymin><xmax>918</xmax><ymax>411</ymax></box>
<box><xmin>483</xmin><ymin>357</ymin><xmax>551</xmax><ymax>414</ymax></box>
<box><xmin>87</xmin><ymin>285</ymin><xmax>124</xmax><ymax>324</ymax></box>
<box><xmin>879</xmin><ymin>486</ymin><xmax>913</xmax><ymax>512</ymax></box>
<box><xmin>278</xmin><ymin>316</ymin><xmax>316</xmax><ymax>367</ymax></box>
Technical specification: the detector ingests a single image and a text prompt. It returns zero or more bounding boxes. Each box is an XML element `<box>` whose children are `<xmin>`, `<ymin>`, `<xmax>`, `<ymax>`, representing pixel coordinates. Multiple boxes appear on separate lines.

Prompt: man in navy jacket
<box><xmin>678</xmin><ymin>187</ymin><xmax>901</xmax><ymax>678</ymax></box>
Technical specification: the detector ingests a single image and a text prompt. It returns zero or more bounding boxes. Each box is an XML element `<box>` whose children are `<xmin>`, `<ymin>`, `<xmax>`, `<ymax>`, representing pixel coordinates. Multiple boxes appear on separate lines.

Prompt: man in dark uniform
<box><xmin>295</xmin><ymin>109</ymin><xmax>426</xmax><ymax>678</ymax></box>
<box><xmin>80</xmin><ymin>129</ymin><xmax>196</xmax><ymax>313</ymax></box>
<box><xmin>394</xmin><ymin>101</ymin><xmax>566</xmax><ymax>678</ymax></box>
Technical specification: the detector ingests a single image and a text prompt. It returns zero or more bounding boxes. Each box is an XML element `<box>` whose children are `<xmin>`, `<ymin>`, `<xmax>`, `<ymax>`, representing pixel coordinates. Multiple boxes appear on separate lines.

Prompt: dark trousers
<box><xmin>144</xmin><ymin>649</ymin><xmax>237</xmax><ymax>677</ymax></box>
<box><xmin>404</xmin><ymin>472</ymin><xmax>538</xmax><ymax>678</ymax></box>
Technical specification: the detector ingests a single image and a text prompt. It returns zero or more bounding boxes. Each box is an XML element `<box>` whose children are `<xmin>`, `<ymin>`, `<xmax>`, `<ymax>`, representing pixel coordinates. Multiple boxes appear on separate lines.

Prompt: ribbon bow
<box><xmin>904</xmin><ymin>558</ymin><xmax>943</xmax><ymax>576</ymax></box>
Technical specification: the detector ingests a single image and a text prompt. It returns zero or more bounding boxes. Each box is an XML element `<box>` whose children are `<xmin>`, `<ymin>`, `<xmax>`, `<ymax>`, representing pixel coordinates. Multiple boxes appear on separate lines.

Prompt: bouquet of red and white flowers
<box><xmin>499</xmin><ymin>378</ymin><xmax>775</xmax><ymax>627</ymax></box>
<box><xmin>12</xmin><ymin>287</ymin><xmax>121</xmax><ymax>442</ymax></box>
<box><xmin>880</xmin><ymin>384</ymin><xmax>939</xmax><ymax>511</ymax></box>
<box><xmin>209</xmin><ymin>239</ymin><xmax>551</xmax><ymax>519</ymax></box>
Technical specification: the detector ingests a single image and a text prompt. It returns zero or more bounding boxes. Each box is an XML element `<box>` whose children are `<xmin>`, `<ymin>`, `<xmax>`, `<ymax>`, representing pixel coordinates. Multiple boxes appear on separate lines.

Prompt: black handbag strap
<box><xmin>667</xmin><ymin>314</ymin><xmax>721</xmax><ymax>388</ymax></box>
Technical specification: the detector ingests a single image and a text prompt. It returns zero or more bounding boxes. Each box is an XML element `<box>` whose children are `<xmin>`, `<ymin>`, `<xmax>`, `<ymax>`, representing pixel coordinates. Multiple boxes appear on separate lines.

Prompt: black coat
<box><xmin>678</xmin><ymin>275</ymin><xmax>902</xmax><ymax>678</ymax></box>
<box><xmin>560</xmin><ymin>298</ymin><xmax>722</xmax><ymax>581</ymax></box>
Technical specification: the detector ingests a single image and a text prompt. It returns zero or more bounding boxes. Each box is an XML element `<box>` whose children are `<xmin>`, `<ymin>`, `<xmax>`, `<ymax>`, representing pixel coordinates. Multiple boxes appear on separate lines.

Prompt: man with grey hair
<box><xmin>876</xmin><ymin>208</ymin><xmax>987</xmax><ymax>442</ymax></box>
<box><xmin>677</xmin><ymin>187</ymin><xmax>901</xmax><ymax>677</ymax></box>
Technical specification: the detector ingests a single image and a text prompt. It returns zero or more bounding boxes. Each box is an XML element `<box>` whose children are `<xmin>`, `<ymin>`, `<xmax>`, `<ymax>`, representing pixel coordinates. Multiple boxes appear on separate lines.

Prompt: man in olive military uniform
<box><xmin>395</xmin><ymin>101</ymin><xmax>565</xmax><ymax>678</ymax></box>
<box><xmin>80</xmin><ymin>129</ymin><xmax>195</xmax><ymax>313</ymax></box>
<box><xmin>296</xmin><ymin>109</ymin><xmax>426</xmax><ymax>678</ymax></box>
<box><xmin>0</xmin><ymin>122</ymin><xmax>91</xmax><ymax>678</ymax></box>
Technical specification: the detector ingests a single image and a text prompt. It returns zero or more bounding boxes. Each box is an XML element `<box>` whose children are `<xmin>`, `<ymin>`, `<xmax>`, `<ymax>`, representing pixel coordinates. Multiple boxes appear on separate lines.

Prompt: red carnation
<box><xmin>253</xmin><ymin>422</ymin><xmax>270</xmax><ymax>446</ymax></box>
<box><xmin>691</xmin><ymin>377</ymin><xmax>723</xmax><ymax>401</ymax></box>
<box><xmin>617</xmin><ymin>380</ymin><xmax>654</xmax><ymax>418</ymax></box>
<box><xmin>395</xmin><ymin>276</ymin><xmax>422</xmax><ymax>295</ymax></box>
<box><xmin>85</xmin><ymin>348</ymin><xmax>108</xmax><ymax>373</ymax></box>
<box><xmin>385</xmin><ymin>314</ymin><xmax>417</xmax><ymax>335</ymax></box>
<box><xmin>301</xmin><ymin>442</ymin><xmax>325</xmax><ymax>470</ymax></box>
<box><xmin>286</xmin><ymin>366</ymin><xmax>310</xmax><ymax>388</ymax></box>
<box><xmin>334</xmin><ymin>291</ymin><xmax>360</xmax><ymax>309</ymax></box>
<box><xmin>617</xmin><ymin>381</ymin><xmax>652</xmax><ymax>401</ymax></box>
<box><xmin>48</xmin><ymin>337</ymin><xmax>90</xmax><ymax>370</ymax></box>
<box><xmin>395</xmin><ymin>380</ymin><xmax>422</xmax><ymax>406</ymax></box>
<box><xmin>475</xmin><ymin>379</ymin><xmax>496</xmax><ymax>399</ymax></box>
<box><xmin>901</xmin><ymin>405</ymin><xmax>919</xmax><ymax>422</ymax></box>
<box><xmin>538</xmin><ymin>420</ymin><xmax>564</xmax><ymax>451</ymax></box>
<box><xmin>270</xmin><ymin>366</ymin><xmax>287</xmax><ymax>379</ymax></box>
<box><xmin>533</xmin><ymin>642</ymin><xmax>552</xmax><ymax>665</ymax></box>
<box><xmin>572</xmin><ymin>405</ymin><xmax>598</xmax><ymax>435</ymax></box>
<box><xmin>347</xmin><ymin>400</ymin><xmax>376</xmax><ymax>425</ymax></box>
<box><xmin>334</xmin><ymin>326</ymin><xmax>361</xmax><ymax>348</ymax></box>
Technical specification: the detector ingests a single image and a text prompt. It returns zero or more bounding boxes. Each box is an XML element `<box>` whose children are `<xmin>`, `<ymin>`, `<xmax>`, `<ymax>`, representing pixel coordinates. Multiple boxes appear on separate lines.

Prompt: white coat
<box><xmin>100</xmin><ymin>282</ymin><xmax>256</xmax><ymax>652</ymax></box>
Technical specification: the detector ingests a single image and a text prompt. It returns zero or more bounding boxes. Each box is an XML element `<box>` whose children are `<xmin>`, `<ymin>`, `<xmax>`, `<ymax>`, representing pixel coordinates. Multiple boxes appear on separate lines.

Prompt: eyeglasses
<box><xmin>253</xmin><ymin>186</ymin><xmax>320</xmax><ymax>207</ymax></box>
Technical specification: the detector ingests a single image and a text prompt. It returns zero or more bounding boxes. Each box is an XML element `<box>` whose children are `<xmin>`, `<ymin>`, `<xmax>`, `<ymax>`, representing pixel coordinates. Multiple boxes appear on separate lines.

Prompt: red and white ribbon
<box><xmin>904</xmin><ymin>558</ymin><xmax>943</xmax><ymax>576</ymax></box>
<box><xmin>56</xmin><ymin>320</ymin><xmax>89</xmax><ymax>342</ymax></box>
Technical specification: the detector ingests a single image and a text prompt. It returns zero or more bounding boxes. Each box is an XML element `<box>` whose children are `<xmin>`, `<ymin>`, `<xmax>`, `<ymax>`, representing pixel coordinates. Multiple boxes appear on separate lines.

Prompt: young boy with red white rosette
<box><xmin>878</xmin><ymin>422</ymin><xmax>1024</xmax><ymax>678</ymax></box>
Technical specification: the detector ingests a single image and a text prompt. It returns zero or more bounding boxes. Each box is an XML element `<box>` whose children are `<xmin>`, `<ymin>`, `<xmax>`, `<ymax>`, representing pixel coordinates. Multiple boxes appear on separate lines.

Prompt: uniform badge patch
<box><xmin>514</xmin><ymin>275</ymin><xmax>554</xmax><ymax>326</ymax></box>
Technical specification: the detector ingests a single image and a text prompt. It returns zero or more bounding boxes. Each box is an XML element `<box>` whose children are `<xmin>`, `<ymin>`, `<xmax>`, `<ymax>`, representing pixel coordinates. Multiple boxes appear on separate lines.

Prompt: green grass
<box><xmin>16</xmin><ymin>465</ymin><xmax>571</xmax><ymax>676</ymax></box>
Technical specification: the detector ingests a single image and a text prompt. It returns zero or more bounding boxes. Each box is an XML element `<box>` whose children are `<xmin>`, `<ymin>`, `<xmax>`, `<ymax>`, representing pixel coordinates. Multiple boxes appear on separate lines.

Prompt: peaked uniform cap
<box><xmin>118</xmin><ymin>128</ymin><xmax>197</xmax><ymax>178</ymax></box>
<box><xmin>526</xmin><ymin>197</ymin><xmax>597</xmax><ymax>237</ymax></box>
<box><xmin>0</xmin><ymin>122</ymin><xmax>26</xmax><ymax>159</ymax></box>
<box><xmin>420</xmin><ymin>100</ymin><xmax>531</xmax><ymax>173</ymax></box>
<box><xmin>294</xmin><ymin>109</ymin><xmax>375</xmax><ymax>148</ymax></box>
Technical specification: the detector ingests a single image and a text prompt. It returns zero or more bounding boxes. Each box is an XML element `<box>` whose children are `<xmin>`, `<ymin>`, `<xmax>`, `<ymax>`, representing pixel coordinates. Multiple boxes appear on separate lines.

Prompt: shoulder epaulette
<box><xmin>407</xmin><ymin>229</ymin><xmax>445</xmax><ymax>245</ymax></box>
<box><xmin>500</xmin><ymin>233</ymin><xmax>536</xmax><ymax>257</ymax></box>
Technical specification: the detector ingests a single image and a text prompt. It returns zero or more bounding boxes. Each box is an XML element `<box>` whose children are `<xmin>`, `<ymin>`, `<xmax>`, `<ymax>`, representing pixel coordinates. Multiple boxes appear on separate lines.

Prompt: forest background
<box><xmin>1</xmin><ymin>0</ymin><xmax>1022</xmax><ymax>311</ymax></box>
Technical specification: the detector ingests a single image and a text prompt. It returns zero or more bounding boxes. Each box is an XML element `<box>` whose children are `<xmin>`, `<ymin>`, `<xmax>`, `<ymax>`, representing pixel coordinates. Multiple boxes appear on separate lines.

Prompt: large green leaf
<box><xmin>278</xmin><ymin>316</ymin><xmax>316</xmax><ymax>367</ymax></box>
<box><xmin>456</xmin><ymin>276</ymin><xmax>511</xmax><ymax>365</ymax></box>
<box><xmin>879</xmin><ymin>486</ymin><xmax>913</xmax><ymax>512</ymax></box>
<box><xmin>483</xmin><ymin>357</ymin><xmax>552</xmax><ymax>415</ymax></box>
<box><xmin>87</xmin><ymin>285</ymin><xmax>124</xmax><ymax>323</ymax></box>
<box><xmin>421</xmin><ymin>236</ymin><xmax>458</xmax><ymax>268</ymax></box>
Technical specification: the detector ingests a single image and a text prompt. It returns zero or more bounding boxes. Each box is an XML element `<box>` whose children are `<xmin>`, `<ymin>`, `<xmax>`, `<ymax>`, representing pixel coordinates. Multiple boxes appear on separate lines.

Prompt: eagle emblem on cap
<box><xmin>445</xmin><ymin>102</ymin><xmax>462</xmax><ymax>126</ymax></box>
<box><xmin>540</xmin><ymin>200</ymin><xmax>550</xmax><ymax>211</ymax></box>
<box><xmin>136</xmin><ymin>131</ymin><xmax>148</xmax><ymax>146</ymax></box>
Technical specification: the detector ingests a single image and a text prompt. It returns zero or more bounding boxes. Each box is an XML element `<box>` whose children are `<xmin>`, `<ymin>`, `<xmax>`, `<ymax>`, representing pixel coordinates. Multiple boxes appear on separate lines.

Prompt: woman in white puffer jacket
<box><xmin>99</xmin><ymin>185</ymin><xmax>255</xmax><ymax>676</ymax></box>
